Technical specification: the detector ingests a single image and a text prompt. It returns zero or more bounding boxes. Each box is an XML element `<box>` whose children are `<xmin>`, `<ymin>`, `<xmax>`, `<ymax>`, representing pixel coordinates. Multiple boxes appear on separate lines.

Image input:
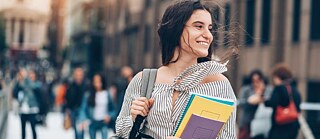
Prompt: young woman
<box><xmin>116</xmin><ymin>0</ymin><xmax>238</xmax><ymax>138</ymax></box>
<box><xmin>238</xmin><ymin>70</ymin><xmax>273</xmax><ymax>139</ymax></box>
<box><xmin>78</xmin><ymin>73</ymin><xmax>116</xmax><ymax>139</ymax></box>
<box><xmin>13</xmin><ymin>69</ymin><xmax>42</xmax><ymax>139</ymax></box>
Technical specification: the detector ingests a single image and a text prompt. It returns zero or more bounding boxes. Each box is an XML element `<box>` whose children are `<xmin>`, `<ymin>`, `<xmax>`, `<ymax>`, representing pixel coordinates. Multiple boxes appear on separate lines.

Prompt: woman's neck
<box><xmin>166</xmin><ymin>51</ymin><xmax>197</xmax><ymax>76</ymax></box>
<box><xmin>96</xmin><ymin>88</ymin><xmax>103</xmax><ymax>92</ymax></box>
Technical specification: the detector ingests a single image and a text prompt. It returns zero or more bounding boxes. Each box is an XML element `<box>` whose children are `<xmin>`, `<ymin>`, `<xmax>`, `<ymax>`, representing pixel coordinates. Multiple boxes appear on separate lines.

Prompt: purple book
<box><xmin>180</xmin><ymin>114</ymin><xmax>224</xmax><ymax>139</ymax></box>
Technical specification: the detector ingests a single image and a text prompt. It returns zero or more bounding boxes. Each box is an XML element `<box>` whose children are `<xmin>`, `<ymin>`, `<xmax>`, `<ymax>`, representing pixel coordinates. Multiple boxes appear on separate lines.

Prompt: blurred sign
<box><xmin>10</xmin><ymin>48</ymin><xmax>37</xmax><ymax>61</ymax></box>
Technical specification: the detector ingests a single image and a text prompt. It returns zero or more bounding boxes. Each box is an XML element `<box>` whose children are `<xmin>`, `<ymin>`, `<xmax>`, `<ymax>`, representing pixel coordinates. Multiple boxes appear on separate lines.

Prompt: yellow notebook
<box><xmin>175</xmin><ymin>95</ymin><xmax>234</xmax><ymax>137</ymax></box>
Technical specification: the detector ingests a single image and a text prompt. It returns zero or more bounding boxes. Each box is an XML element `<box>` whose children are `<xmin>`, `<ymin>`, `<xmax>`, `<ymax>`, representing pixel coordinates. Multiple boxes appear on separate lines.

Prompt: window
<box><xmin>310</xmin><ymin>0</ymin><xmax>320</xmax><ymax>40</ymax></box>
<box><xmin>307</xmin><ymin>81</ymin><xmax>320</xmax><ymax>139</ymax></box>
<box><xmin>261</xmin><ymin>0</ymin><xmax>271</xmax><ymax>44</ymax></box>
<box><xmin>144</xmin><ymin>25</ymin><xmax>151</xmax><ymax>52</ymax></box>
<box><xmin>292</xmin><ymin>0</ymin><xmax>301</xmax><ymax>42</ymax></box>
<box><xmin>245</xmin><ymin>0</ymin><xmax>255</xmax><ymax>45</ymax></box>
<box><xmin>128</xmin><ymin>31</ymin><xmax>137</xmax><ymax>65</ymax></box>
<box><xmin>18</xmin><ymin>20</ymin><xmax>24</xmax><ymax>46</ymax></box>
<box><xmin>145</xmin><ymin>0</ymin><xmax>151</xmax><ymax>8</ymax></box>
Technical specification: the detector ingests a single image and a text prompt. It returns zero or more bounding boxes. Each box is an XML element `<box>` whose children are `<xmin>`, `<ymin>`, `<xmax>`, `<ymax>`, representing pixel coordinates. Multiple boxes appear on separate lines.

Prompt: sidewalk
<box><xmin>7</xmin><ymin>112</ymin><xmax>115</xmax><ymax>139</ymax></box>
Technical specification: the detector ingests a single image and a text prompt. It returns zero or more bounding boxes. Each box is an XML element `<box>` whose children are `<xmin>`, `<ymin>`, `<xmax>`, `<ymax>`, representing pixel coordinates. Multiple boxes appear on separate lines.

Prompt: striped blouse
<box><xmin>115</xmin><ymin>61</ymin><xmax>237</xmax><ymax>139</ymax></box>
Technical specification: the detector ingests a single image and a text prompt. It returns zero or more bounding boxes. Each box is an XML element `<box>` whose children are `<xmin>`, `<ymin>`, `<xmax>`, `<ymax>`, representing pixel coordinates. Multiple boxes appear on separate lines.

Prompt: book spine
<box><xmin>172</xmin><ymin>94</ymin><xmax>193</xmax><ymax>136</ymax></box>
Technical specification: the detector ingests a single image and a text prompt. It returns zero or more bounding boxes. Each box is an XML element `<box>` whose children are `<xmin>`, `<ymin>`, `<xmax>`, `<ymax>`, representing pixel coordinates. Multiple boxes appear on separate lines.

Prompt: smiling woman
<box><xmin>115</xmin><ymin>0</ymin><xmax>239</xmax><ymax>139</ymax></box>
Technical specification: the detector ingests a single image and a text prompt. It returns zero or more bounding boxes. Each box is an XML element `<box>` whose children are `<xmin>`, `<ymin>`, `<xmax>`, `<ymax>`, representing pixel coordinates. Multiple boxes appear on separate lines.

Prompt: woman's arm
<box><xmin>264</xmin><ymin>86</ymin><xmax>281</xmax><ymax>108</ymax></box>
<box><xmin>218</xmin><ymin>81</ymin><xmax>237</xmax><ymax>139</ymax></box>
<box><xmin>115</xmin><ymin>74</ymin><xmax>142</xmax><ymax>138</ymax></box>
<box><xmin>204</xmin><ymin>74</ymin><xmax>237</xmax><ymax>139</ymax></box>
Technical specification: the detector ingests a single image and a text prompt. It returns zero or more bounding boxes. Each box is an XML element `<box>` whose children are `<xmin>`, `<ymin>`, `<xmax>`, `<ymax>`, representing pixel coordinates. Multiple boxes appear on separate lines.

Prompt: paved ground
<box><xmin>7</xmin><ymin>112</ymin><xmax>115</xmax><ymax>139</ymax></box>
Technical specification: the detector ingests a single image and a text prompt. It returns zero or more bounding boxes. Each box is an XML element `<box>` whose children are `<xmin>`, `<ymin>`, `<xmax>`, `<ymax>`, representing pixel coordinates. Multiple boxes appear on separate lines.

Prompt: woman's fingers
<box><xmin>132</xmin><ymin>99</ymin><xmax>149</xmax><ymax>111</ymax></box>
<box><xmin>136</xmin><ymin>97</ymin><xmax>150</xmax><ymax>107</ymax></box>
<box><xmin>130</xmin><ymin>97</ymin><xmax>154</xmax><ymax>120</ymax></box>
<box><xmin>131</xmin><ymin>105</ymin><xmax>148</xmax><ymax>116</ymax></box>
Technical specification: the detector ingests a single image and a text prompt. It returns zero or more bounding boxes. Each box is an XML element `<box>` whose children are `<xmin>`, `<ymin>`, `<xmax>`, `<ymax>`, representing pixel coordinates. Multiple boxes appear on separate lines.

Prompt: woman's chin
<box><xmin>197</xmin><ymin>52</ymin><xmax>208</xmax><ymax>58</ymax></box>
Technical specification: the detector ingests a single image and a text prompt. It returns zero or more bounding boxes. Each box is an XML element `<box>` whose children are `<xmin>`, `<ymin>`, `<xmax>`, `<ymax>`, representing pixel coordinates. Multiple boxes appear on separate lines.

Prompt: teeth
<box><xmin>198</xmin><ymin>42</ymin><xmax>209</xmax><ymax>46</ymax></box>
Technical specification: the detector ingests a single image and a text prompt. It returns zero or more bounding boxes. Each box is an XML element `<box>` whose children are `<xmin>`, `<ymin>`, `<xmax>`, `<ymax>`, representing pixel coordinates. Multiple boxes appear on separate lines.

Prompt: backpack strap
<box><xmin>129</xmin><ymin>69</ymin><xmax>157</xmax><ymax>139</ymax></box>
<box><xmin>141</xmin><ymin>69</ymin><xmax>157</xmax><ymax>98</ymax></box>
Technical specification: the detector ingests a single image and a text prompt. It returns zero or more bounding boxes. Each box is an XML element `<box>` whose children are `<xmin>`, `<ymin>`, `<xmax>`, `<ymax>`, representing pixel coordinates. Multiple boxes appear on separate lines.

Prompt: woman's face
<box><xmin>252</xmin><ymin>74</ymin><xmax>263</xmax><ymax>89</ymax></box>
<box><xmin>93</xmin><ymin>75</ymin><xmax>102</xmax><ymax>91</ymax></box>
<box><xmin>180</xmin><ymin>9</ymin><xmax>213</xmax><ymax>58</ymax></box>
<box><xmin>273</xmin><ymin>76</ymin><xmax>282</xmax><ymax>85</ymax></box>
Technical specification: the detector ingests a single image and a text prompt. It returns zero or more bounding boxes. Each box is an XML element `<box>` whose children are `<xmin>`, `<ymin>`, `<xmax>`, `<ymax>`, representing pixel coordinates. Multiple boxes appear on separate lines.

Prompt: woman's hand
<box><xmin>248</xmin><ymin>94</ymin><xmax>263</xmax><ymax>105</ymax></box>
<box><xmin>130</xmin><ymin>97</ymin><xmax>154</xmax><ymax>120</ymax></box>
<box><xmin>103</xmin><ymin>115</ymin><xmax>111</xmax><ymax>123</ymax></box>
<box><xmin>77</xmin><ymin>121</ymin><xmax>89</xmax><ymax>131</ymax></box>
<box><xmin>166</xmin><ymin>136</ymin><xmax>181</xmax><ymax>139</ymax></box>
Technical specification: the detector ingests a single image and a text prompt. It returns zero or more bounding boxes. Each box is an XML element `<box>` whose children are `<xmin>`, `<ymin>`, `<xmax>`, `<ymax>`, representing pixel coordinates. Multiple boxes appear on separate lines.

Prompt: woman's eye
<box><xmin>195</xmin><ymin>25</ymin><xmax>203</xmax><ymax>29</ymax></box>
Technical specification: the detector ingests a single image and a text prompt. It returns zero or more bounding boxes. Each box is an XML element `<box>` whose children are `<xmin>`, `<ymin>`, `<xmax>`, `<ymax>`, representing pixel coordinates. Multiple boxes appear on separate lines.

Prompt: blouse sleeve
<box><xmin>115</xmin><ymin>75</ymin><xmax>142</xmax><ymax>138</ymax></box>
<box><xmin>217</xmin><ymin>81</ymin><xmax>237</xmax><ymax>139</ymax></box>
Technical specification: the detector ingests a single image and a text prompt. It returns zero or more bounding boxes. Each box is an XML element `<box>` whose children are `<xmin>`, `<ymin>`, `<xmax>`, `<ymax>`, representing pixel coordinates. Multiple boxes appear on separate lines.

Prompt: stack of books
<box><xmin>174</xmin><ymin>93</ymin><xmax>235</xmax><ymax>139</ymax></box>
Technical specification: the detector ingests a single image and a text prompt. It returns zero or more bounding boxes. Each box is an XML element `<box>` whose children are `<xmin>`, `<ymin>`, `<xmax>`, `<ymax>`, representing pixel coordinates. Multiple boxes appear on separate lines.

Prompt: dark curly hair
<box><xmin>272</xmin><ymin>63</ymin><xmax>293</xmax><ymax>81</ymax></box>
<box><xmin>88</xmin><ymin>73</ymin><xmax>107</xmax><ymax>107</ymax></box>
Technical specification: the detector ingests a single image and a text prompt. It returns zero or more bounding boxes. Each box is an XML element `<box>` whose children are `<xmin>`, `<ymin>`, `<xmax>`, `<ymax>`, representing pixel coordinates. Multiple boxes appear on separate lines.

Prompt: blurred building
<box><xmin>102</xmin><ymin>0</ymin><xmax>164</xmax><ymax>82</ymax></box>
<box><xmin>48</xmin><ymin>0</ymin><xmax>67</xmax><ymax>68</ymax></box>
<box><xmin>63</xmin><ymin>0</ymin><xmax>106</xmax><ymax>78</ymax></box>
<box><xmin>234</xmin><ymin>0</ymin><xmax>320</xmax><ymax>137</ymax></box>
<box><xmin>0</xmin><ymin>0</ymin><xmax>51</xmax><ymax>62</ymax></box>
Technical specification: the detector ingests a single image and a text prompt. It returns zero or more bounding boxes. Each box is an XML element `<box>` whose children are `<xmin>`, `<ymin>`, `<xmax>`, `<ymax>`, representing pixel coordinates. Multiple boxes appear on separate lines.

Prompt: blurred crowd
<box><xmin>237</xmin><ymin>64</ymin><xmax>301</xmax><ymax>139</ymax></box>
<box><xmin>6</xmin><ymin>65</ymin><xmax>134</xmax><ymax>139</ymax></box>
<box><xmin>1</xmin><ymin>62</ymin><xmax>303</xmax><ymax>139</ymax></box>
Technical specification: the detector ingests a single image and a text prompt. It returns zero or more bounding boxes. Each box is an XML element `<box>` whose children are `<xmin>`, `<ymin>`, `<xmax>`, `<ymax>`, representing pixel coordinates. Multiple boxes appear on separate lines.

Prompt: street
<box><xmin>7</xmin><ymin>111</ymin><xmax>115</xmax><ymax>139</ymax></box>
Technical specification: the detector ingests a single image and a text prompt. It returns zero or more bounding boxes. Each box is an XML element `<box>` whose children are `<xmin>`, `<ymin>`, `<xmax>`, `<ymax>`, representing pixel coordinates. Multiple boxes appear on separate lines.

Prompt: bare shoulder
<box><xmin>202</xmin><ymin>73</ymin><xmax>229</xmax><ymax>84</ymax></box>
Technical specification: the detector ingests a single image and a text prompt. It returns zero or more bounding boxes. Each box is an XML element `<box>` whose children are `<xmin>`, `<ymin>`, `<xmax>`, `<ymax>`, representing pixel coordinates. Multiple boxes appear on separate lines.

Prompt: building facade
<box><xmin>48</xmin><ymin>0</ymin><xmax>67</xmax><ymax>68</ymax></box>
<box><xmin>0</xmin><ymin>0</ymin><xmax>51</xmax><ymax>62</ymax></box>
<box><xmin>62</xmin><ymin>0</ymin><xmax>106</xmax><ymax>78</ymax></box>
<box><xmin>235</xmin><ymin>0</ymin><xmax>320</xmax><ymax>137</ymax></box>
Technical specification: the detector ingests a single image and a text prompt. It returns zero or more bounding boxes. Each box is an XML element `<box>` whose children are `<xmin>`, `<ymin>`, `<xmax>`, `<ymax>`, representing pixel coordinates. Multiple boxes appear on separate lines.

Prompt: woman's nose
<box><xmin>202</xmin><ymin>29</ymin><xmax>212</xmax><ymax>39</ymax></box>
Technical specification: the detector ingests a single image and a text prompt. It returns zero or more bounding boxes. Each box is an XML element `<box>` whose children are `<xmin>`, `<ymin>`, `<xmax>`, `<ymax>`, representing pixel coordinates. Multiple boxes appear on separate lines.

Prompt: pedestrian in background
<box><xmin>12</xmin><ymin>69</ymin><xmax>42</xmax><ymax>139</ymax></box>
<box><xmin>115</xmin><ymin>0</ymin><xmax>239</xmax><ymax>138</ymax></box>
<box><xmin>114</xmin><ymin>66</ymin><xmax>133</xmax><ymax>116</ymax></box>
<box><xmin>264</xmin><ymin>64</ymin><xmax>301</xmax><ymax>139</ymax></box>
<box><xmin>64</xmin><ymin>67</ymin><xmax>89</xmax><ymax>139</ymax></box>
<box><xmin>238</xmin><ymin>70</ymin><xmax>273</xmax><ymax>139</ymax></box>
<box><xmin>55</xmin><ymin>79</ymin><xmax>68</xmax><ymax>112</ymax></box>
<box><xmin>78</xmin><ymin>73</ymin><xmax>116</xmax><ymax>139</ymax></box>
<box><xmin>110</xmin><ymin>66</ymin><xmax>133</xmax><ymax>132</ymax></box>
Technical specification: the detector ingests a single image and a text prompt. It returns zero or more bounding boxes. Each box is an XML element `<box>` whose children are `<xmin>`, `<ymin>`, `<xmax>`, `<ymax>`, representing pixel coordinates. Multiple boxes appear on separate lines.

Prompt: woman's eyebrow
<box><xmin>192</xmin><ymin>21</ymin><xmax>212</xmax><ymax>26</ymax></box>
<box><xmin>192</xmin><ymin>21</ymin><xmax>205</xmax><ymax>25</ymax></box>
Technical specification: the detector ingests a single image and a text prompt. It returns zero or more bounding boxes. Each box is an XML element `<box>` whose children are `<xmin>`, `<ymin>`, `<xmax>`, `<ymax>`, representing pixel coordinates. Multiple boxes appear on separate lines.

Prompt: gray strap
<box><xmin>141</xmin><ymin>69</ymin><xmax>157</xmax><ymax>99</ymax></box>
<box><xmin>141</xmin><ymin>69</ymin><xmax>150</xmax><ymax>98</ymax></box>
